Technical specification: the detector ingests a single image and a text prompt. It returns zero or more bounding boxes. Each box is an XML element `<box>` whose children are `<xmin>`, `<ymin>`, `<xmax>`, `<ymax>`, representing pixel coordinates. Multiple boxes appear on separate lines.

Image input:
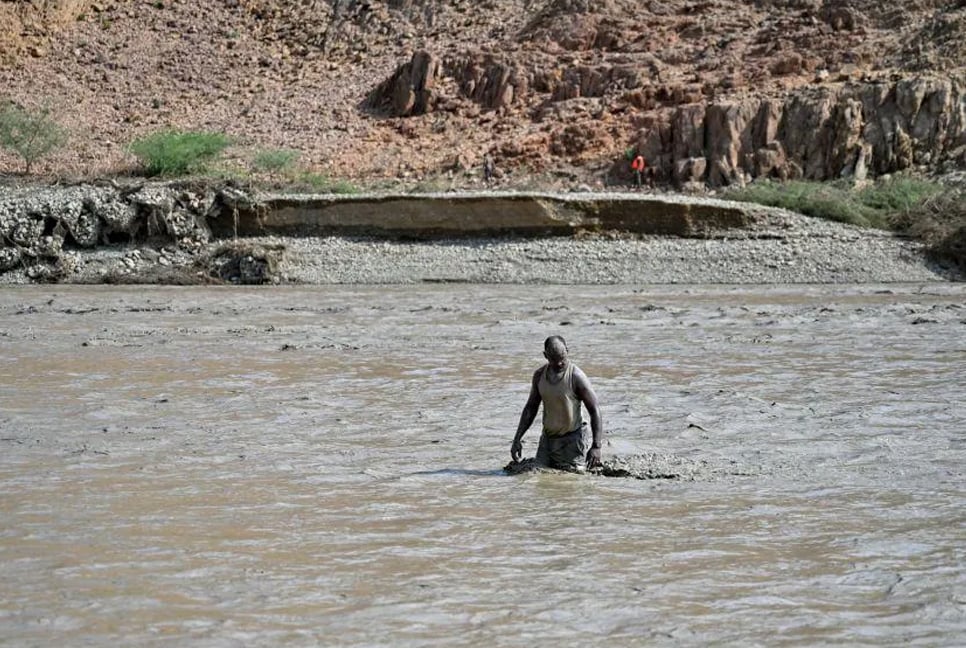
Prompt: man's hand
<box><xmin>586</xmin><ymin>446</ymin><xmax>602</xmax><ymax>469</ymax></box>
<box><xmin>511</xmin><ymin>438</ymin><xmax>523</xmax><ymax>463</ymax></box>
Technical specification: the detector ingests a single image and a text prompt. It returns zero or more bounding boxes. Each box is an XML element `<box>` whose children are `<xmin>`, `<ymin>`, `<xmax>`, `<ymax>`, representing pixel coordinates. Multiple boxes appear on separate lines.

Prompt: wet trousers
<box><xmin>535</xmin><ymin>423</ymin><xmax>590</xmax><ymax>472</ymax></box>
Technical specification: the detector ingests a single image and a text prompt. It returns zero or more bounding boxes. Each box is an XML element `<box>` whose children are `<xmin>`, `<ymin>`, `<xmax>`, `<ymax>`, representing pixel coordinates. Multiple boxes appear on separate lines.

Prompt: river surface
<box><xmin>1</xmin><ymin>284</ymin><xmax>964</xmax><ymax>647</ymax></box>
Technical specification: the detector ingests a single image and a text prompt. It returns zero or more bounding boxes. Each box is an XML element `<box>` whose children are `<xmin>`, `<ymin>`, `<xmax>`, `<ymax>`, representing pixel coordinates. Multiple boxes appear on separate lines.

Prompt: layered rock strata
<box><xmin>219</xmin><ymin>191</ymin><xmax>752</xmax><ymax>238</ymax></box>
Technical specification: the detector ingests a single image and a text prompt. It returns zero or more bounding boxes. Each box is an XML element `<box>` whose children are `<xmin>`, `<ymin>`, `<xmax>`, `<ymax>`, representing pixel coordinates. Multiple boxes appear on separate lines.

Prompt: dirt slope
<box><xmin>0</xmin><ymin>0</ymin><xmax>964</xmax><ymax>187</ymax></box>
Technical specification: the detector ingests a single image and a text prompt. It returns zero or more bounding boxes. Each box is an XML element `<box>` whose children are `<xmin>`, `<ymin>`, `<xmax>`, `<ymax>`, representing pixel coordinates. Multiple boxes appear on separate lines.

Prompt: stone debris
<box><xmin>0</xmin><ymin>182</ymin><xmax>226</xmax><ymax>283</ymax></box>
<box><xmin>207</xmin><ymin>242</ymin><xmax>284</xmax><ymax>285</ymax></box>
<box><xmin>504</xmin><ymin>452</ymin><xmax>760</xmax><ymax>481</ymax></box>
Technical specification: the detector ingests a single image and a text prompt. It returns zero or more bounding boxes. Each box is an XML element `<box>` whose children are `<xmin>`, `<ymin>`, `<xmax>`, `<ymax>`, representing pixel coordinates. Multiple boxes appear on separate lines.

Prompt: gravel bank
<box><xmin>249</xmin><ymin>208</ymin><xmax>956</xmax><ymax>284</ymax></box>
<box><xmin>1</xmin><ymin>218</ymin><xmax>955</xmax><ymax>286</ymax></box>
<box><xmin>0</xmin><ymin>184</ymin><xmax>959</xmax><ymax>284</ymax></box>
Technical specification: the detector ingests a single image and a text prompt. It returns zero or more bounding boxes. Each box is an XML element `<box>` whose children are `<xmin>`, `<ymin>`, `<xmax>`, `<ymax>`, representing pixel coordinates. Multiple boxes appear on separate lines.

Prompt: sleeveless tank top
<box><xmin>538</xmin><ymin>363</ymin><xmax>583</xmax><ymax>436</ymax></box>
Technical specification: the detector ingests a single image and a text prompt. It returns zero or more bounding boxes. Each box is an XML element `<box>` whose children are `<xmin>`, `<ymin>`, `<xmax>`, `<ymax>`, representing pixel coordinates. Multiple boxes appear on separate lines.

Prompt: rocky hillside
<box><xmin>0</xmin><ymin>0</ymin><xmax>964</xmax><ymax>187</ymax></box>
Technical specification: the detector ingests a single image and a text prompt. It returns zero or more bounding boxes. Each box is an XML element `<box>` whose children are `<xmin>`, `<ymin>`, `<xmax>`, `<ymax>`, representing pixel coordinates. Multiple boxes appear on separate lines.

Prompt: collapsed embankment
<box><xmin>0</xmin><ymin>181</ymin><xmax>960</xmax><ymax>285</ymax></box>
<box><xmin>0</xmin><ymin>181</ymin><xmax>752</xmax><ymax>283</ymax></box>
<box><xmin>219</xmin><ymin>190</ymin><xmax>752</xmax><ymax>238</ymax></box>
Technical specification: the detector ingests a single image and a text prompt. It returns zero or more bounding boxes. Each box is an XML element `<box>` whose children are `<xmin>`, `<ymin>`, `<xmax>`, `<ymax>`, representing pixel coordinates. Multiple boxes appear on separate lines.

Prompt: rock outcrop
<box><xmin>367</xmin><ymin>50</ymin><xmax>529</xmax><ymax>116</ymax></box>
<box><xmin>363</xmin><ymin>0</ymin><xmax>966</xmax><ymax>187</ymax></box>
<box><xmin>371</xmin><ymin>48</ymin><xmax>964</xmax><ymax>187</ymax></box>
<box><xmin>628</xmin><ymin>75</ymin><xmax>966</xmax><ymax>187</ymax></box>
<box><xmin>366</xmin><ymin>50</ymin><xmax>442</xmax><ymax>116</ymax></box>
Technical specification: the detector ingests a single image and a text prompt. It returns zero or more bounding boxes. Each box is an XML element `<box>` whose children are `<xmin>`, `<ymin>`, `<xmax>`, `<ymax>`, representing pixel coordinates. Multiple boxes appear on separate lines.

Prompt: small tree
<box><xmin>0</xmin><ymin>101</ymin><xmax>69</xmax><ymax>174</ymax></box>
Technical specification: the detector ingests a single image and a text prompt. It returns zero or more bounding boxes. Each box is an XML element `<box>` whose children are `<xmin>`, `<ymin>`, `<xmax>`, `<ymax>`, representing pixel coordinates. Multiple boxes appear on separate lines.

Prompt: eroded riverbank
<box><xmin>0</xmin><ymin>183</ymin><xmax>961</xmax><ymax>284</ymax></box>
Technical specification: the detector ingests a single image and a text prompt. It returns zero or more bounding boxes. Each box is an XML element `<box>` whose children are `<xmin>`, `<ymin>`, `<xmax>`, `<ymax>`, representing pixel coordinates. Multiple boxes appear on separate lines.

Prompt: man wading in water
<box><xmin>510</xmin><ymin>336</ymin><xmax>604</xmax><ymax>472</ymax></box>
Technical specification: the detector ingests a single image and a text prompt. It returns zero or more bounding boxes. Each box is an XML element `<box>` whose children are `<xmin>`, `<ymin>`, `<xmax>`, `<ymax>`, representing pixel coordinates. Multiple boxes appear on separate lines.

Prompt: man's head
<box><xmin>543</xmin><ymin>335</ymin><xmax>569</xmax><ymax>372</ymax></box>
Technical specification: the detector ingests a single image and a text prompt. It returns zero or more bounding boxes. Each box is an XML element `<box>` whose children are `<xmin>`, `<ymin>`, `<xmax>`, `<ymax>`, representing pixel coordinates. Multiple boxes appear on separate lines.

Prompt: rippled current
<box><xmin>1</xmin><ymin>284</ymin><xmax>964</xmax><ymax>646</ymax></box>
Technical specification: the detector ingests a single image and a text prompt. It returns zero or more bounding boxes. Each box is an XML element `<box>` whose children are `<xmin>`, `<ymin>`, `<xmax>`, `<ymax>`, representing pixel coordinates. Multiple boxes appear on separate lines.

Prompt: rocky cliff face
<box><xmin>0</xmin><ymin>1</ymin><xmax>964</xmax><ymax>187</ymax></box>
<box><xmin>368</xmin><ymin>49</ymin><xmax>965</xmax><ymax>186</ymax></box>
<box><xmin>636</xmin><ymin>75</ymin><xmax>966</xmax><ymax>187</ymax></box>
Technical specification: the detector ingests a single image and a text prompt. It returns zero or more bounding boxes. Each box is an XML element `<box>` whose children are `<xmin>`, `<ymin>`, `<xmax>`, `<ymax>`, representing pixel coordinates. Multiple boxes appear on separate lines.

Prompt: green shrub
<box><xmin>857</xmin><ymin>177</ymin><xmax>943</xmax><ymax>213</ymax></box>
<box><xmin>409</xmin><ymin>175</ymin><xmax>451</xmax><ymax>194</ymax></box>
<box><xmin>724</xmin><ymin>175</ymin><xmax>961</xmax><ymax>272</ymax></box>
<box><xmin>722</xmin><ymin>179</ymin><xmax>935</xmax><ymax>229</ymax></box>
<box><xmin>0</xmin><ymin>101</ymin><xmax>68</xmax><ymax>174</ymax></box>
<box><xmin>129</xmin><ymin>130</ymin><xmax>232</xmax><ymax>176</ymax></box>
<box><xmin>892</xmin><ymin>187</ymin><xmax>966</xmax><ymax>273</ymax></box>
<box><xmin>297</xmin><ymin>172</ymin><xmax>359</xmax><ymax>194</ymax></box>
<box><xmin>252</xmin><ymin>148</ymin><xmax>300</xmax><ymax>174</ymax></box>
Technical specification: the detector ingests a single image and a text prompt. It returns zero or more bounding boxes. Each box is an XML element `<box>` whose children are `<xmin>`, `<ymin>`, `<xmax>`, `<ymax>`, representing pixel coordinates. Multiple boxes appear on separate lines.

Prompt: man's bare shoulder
<box><xmin>571</xmin><ymin>364</ymin><xmax>596</xmax><ymax>394</ymax></box>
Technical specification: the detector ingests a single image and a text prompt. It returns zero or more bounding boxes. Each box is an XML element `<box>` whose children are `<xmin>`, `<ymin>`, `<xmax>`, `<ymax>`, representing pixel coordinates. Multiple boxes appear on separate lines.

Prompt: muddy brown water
<box><xmin>1</xmin><ymin>284</ymin><xmax>964</xmax><ymax>646</ymax></box>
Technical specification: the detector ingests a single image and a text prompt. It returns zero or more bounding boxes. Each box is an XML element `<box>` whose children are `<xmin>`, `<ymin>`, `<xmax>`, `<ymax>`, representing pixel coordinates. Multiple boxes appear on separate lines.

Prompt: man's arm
<box><xmin>511</xmin><ymin>370</ymin><xmax>542</xmax><ymax>462</ymax></box>
<box><xmin>573</xmin><ymin>367</ymin><xmax>603</xmax><ymax>468</ymax></box>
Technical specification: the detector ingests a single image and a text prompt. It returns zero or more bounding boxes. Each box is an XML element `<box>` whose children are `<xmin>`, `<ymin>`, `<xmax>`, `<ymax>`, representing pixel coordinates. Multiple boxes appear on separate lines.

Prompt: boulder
<box><xmin>705</xmin><ymin>101</ymin><xmax>760</xmax><ymax>186</ymax></box>
<box><xmin>67</xmin><ymin>209</ymin><xmax>101</xmax><ymax>248</ymax></box>
<box><xmin>673</xmin><ymin>157</ymin><xmax>708</xmax><ymax>185</ymax></box>
<box><xmin>822</xmin><ymin>0</ymin><xmax>864</xmax><ymax>31</ymax></box>
<box><xmin>0</xmin><ymin>247</ymin><xmax>21</xmax><ymax>272</ymax></box>
<box><xmin>367</xmin><ymin>50</ymin><xmax>441</xmax><ymax>116</ymax></box>
<box><xmin>454</xmin><ymin>55</ymin><xmax>526</xmax><ymax>111</ymax></box>
<box><xmin>0</xmin><ymin>183</ymin><xmax>220</xmax><ymax>281</ymax></box>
